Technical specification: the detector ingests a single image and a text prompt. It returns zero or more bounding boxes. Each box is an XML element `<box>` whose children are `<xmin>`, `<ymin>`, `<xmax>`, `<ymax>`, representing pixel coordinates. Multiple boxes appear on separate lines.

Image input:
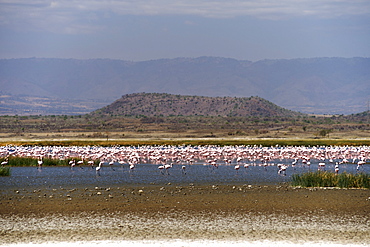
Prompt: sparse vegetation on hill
<box><xmin>91</xmin><ymin>93</ymin><xmax>302</xmax><ymax>118</ymax></box>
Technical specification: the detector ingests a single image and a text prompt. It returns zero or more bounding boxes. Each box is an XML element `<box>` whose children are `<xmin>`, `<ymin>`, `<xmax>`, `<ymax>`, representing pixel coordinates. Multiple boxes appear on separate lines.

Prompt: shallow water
<box><xmin>1</xmin><ymin>161</ymin><xmax>368</xmax><ymax>190</ymax></box>
<box><xmin>1</xmin><ymin>164</ymin><xmax>288</xmax><ymax>189</ymax></box>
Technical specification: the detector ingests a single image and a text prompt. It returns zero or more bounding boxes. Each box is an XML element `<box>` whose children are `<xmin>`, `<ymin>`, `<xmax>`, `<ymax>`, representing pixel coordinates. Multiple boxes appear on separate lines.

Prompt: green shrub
<box><xmin>0</xmin><ymin>167</ymin><xmax>10</xmax><ymax>176</ymax></box>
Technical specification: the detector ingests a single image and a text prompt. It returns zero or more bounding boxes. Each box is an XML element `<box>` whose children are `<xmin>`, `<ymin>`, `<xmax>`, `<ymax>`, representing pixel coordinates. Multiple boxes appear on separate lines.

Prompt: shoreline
<box><xmin>1</xmin><ymin>184</ymin><xmax>369</xmax><ymax>245</ymax></box>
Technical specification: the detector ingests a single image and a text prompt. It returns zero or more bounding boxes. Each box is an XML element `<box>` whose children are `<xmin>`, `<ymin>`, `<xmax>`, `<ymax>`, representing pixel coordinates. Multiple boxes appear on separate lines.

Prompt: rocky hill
<box><xmin>91</xmin><ymin>93</ymin><xmax>303</xmax><ymax>117</ymax></box>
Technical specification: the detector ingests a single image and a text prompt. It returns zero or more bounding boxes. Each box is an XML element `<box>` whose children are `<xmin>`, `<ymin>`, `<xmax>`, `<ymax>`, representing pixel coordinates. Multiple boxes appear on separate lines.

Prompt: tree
<box><xmin>319</xmin><ymin>129</ymin><xmax>332</xmax><ymax>137</ymax></box>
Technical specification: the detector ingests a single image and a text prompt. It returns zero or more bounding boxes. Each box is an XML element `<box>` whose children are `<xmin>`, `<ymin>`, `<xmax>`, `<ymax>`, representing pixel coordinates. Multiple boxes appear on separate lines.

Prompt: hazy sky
<box><xmin>1</xmin><ymin>0</ymin><xmax>369</xmax><ymax>61</ymax></box>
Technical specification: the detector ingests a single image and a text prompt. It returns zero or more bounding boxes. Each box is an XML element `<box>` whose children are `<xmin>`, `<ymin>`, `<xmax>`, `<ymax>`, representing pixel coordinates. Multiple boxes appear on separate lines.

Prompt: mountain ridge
<box><xmin>1</xmin><ymin>56</ymin><xmax>369</xmax><ymax>115</ymax></box>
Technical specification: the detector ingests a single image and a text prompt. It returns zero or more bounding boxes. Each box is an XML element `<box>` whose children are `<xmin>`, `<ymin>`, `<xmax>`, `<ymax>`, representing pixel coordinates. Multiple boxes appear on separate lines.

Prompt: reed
<box><xmin>292</xmin><ymin>171</ymin><xmax>370</xmax><ymax>189</ymax></box>
<box><xmin>0</xmin><ymin>167</ymin><xmax>10</xmax><ymax>176</ymax></box>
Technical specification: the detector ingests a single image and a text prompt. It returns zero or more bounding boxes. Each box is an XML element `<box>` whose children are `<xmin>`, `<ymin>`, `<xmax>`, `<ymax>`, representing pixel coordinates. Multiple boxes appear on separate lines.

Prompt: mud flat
<box><xmin>1</xmin><ymin>184</ymin><xmax>369</xmax><ymax>245</ymax></box>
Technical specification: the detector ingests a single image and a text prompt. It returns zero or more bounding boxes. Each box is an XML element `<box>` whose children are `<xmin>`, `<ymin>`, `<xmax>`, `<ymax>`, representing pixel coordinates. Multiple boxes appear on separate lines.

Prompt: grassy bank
<box><xmin>292</xmin><ymin>171</ymin><xmax>370</xmax><ymax>189</ymax></box>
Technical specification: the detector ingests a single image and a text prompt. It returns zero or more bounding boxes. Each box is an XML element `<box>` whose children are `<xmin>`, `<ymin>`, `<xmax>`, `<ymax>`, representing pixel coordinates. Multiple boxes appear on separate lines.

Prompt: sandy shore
<box><xmin>1</xmin><ymin>184</ymin><xmax>370</xmax><ymax>245</ymax></box>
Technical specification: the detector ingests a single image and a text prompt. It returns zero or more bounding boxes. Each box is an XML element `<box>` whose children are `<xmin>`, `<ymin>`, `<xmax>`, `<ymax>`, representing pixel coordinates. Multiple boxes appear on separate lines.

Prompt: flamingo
<box><xmin>164</xmin><ymin>163</ymin><xmax>172</xmax><ymax>174</ymax></box>
<box><xmin>335</xmin><ymin>163</ymin><xmax>339</xmax><ymax>174</ymax></box>
<box><xmin>357</xmin><ymin>160</ymin><xmax>365</xmax><ymax>171</ymax></box>
<box><xmin>158</xmin><ymin>165</ymin><xmax>165</xmax><ymax>174</ymax></box>
<box><xmin>210</xmin><ymin>161</ymin><xmax>218</xmax><ymax>169</ymax></box>
<box><xmin>1</xmin><ymin>144</ymin><xmax>369</xmax><ymax>179</ymax></box>
<box><xmin>291</xmin><ymin>159</ymin><xmax>297</xmax><ymax>170</ymax></box>
<box><xmin>96</xmin><ymin>162</ymin><xmax>103</xmax><ymax>176</ymax></box>
<box><xmin>76</xmin><ymin>159</ymin><xmax>84</xmax><ymax>169</ymax></box>
<box><xmin>37</xmin><ymin>158</ymin><xmax>43</xmax><ymax>168</ymax></box>
<box><xmin>318</xmin><ymin>162</ymin><xmax>326</xmax><ymax>170</ymax></box>
<box><xmin>88</xmin><ymin>160</ymin><xmax>94</xmax><ymax>169</ymax></box>
<box><xmin>129</xmin><ymin>164</ymin><xmax>135</xmax><ymax>170</ymax></box>
<box><xmin>1</xmin><ymin>158</ymin><xmax>8</xmax><ymax>166</ymax></box>
<box><xmin>278</xmin><ymin>164</ymin><xmax>287</xmax><ymax>175</ymax></box>
<box><xmin>118</xmin><ymin>160</ymin><xmax>125</xmax><ymax>169</ymax></box>
<box><xmin>263</xmin><ymin>162</ymin><xmax>268</xmax><ymax>171</ymax></box>
<box><xmin>181</xmin><ymin>165</ymin><xmax>186</xmax><ymax>174</ymax></box>
<box><xmin>69</xmin><ymin>159</ymin><xmax>77</xmax><ymax>170</ymax></box>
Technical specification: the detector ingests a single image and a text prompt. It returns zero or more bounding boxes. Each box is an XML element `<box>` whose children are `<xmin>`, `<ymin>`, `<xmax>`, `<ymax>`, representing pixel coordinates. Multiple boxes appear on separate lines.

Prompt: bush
<box><xmin>0</xmin><ymin>167</ymin><xmax>10</xmax><ymax>176</ymax></box>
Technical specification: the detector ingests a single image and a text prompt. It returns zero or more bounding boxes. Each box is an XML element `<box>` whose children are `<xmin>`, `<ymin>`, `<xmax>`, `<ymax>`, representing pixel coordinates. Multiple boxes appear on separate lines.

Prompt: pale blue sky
<box><xmin>0</xmin><ymin>0</ymin><xmax>369</xmax><ymax>61</ymax></box>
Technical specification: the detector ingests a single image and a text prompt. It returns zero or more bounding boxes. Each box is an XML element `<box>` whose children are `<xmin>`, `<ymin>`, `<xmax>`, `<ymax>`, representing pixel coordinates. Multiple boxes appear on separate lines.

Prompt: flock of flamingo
<box><xmin>1</xmin><ymin>145</ymin><xmax>369</xmax><ymax>176</ymax></box>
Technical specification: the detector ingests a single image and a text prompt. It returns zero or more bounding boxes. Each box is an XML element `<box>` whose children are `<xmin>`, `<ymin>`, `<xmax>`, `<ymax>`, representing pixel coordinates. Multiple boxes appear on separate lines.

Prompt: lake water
<box><xmin>1</xmin><ymin>161</ymin><xmax>368</xmax><ymax>190</ymax></box>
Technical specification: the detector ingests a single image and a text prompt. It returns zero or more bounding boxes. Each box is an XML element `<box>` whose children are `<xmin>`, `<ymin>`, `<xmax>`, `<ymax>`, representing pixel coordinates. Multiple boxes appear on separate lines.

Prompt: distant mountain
<box><xmin>91</xmin><ymin>92</ymin><xmax>303</xmax><ymax>118</ymax></box>
<box><xmin>1</xmin><ymin>57</ymin><xmax>369</xmax><ymax>115</ymax></box>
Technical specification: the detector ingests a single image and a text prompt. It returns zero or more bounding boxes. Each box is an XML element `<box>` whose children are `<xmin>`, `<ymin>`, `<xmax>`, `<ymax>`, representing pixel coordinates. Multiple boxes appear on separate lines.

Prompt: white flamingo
<box><xmin>357</xmin><ymin>160</ymin><xmax>365</xmax><ymax>171</ymax></box>
<box><xmin>318</xmin><ymin>162</ymin><xmax>326</xmax><ymax>170</ymax></box>
<box><xmin>158</xmin><ymin>164</ymin><xmax>165</xmax><ymax>174</ymax></box>
<box><xmin>335</xmin><ymin>163</ymin><xmax>339</xmax><ymax>174</ymax></box>
<box><xmin>291</xmin><ymin>159</ymin><xmax>297</xmax><ymax>170</ymax></box>
<box><xmin>77</xmin><ymin>159</ymin><xmax>84</xmax><ymax>169</ymax></box>
<box><xmin>37</xmin><ymin>158</ymin><xmax>43</xmax><ymax>168</ymax></box>
<box><xmin>164</xmin><ymin>163</ymin><xmax>172</xmax><ymax>174</ymax></box>
<box><xmin>69</xmin><ymin>159</ymin><xmax>76</xmax><ymax>168</ymax></box>
<box><xmin>88</xmin><ymin>160</ymin><xmax>94</xmax><ymax>169</ymax></box>
<box><xmin>96</xmin><ymin>162</ymin><xmax>103</xmax><ymax>176</ymax></box>
<box><xmin>278</xmin><ymin>164</ymin><xmax>287</xmax><ymax>175</ymax></box>
<box><xmin>181</xmin><ymin>165</ymin><xmax>186</xmax><ymax>174</ymax></box>
<box><xmin>129</xmin><ymin>164</ymin><xmax>135</xmax><ymax>170</ymax></box>
<box><xmin>1</xmin><ymin>158</ymin><xmax>8</xmax><ymax>166</ymax></box>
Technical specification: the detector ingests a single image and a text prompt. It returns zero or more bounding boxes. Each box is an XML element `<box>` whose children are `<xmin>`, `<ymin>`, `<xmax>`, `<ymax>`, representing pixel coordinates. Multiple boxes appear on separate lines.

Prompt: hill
<box><xmin>91</xmin><ymin>93</ymin><xmax>302</xmax><ymax>118</ymax></box>
<box><xmin>0</xmin><ymin>93</ymin><xmax>368</xmax><ymax>140</ymax></box>
<box><xmin>1</xmin><ymin>57</ymin><xmax>369</xmax><ymax>115</ymax></box>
